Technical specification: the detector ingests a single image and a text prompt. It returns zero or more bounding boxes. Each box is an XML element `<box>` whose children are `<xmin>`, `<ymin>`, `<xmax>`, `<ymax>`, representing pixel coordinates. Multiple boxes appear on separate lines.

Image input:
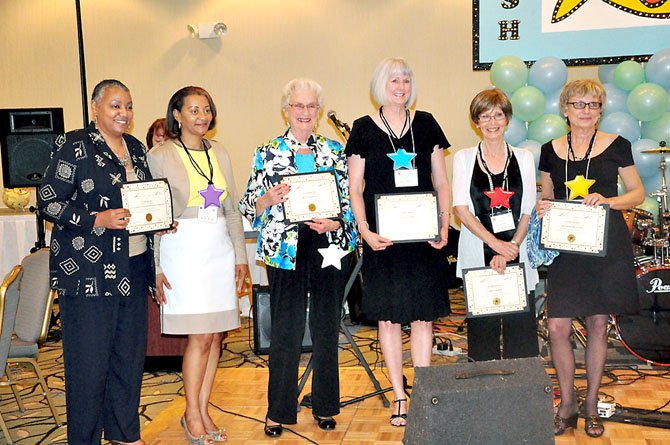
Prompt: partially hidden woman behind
<box><xmin>453</xmin><ymin>88</ymin><xmax>539</xmax><ymax>361</ymax></box>
<box><xmin>239</xmin><ymin>78</ymin><xmax>357</xmax><ymax>437</ymax></box>
<box><xmin>146</xmin><ymin>117</ymin><xmax>167</xmax><ymax>149</ymax></box>
<box><xmin>346</xmin><ymin>57</ymin><xmax>452</xmax><ymax>427</ymax></box>
<box><xmin>147</xmin><ymin>86</ymin><xmax>249</xmax><ymax>444</ymax></box>
<box><xmin>38</xmin><ymin>79</ymin><xmax>153</xmax><ymax>445</ymax></box>
<box><xmin>537</xmin><ymin>79</ymin><xmax>644</xmax><ymax>438</ymax></box>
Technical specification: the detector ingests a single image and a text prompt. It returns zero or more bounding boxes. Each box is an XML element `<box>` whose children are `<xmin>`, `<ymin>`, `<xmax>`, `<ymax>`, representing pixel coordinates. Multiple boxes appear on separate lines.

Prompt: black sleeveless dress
<box><xmin>346</xmin><ymin>111</ymin><xmax>452</xmax><ymax>324</ymax></box>
<box><xmin>539</xmin><ymin>136</ymin><xmax>639</xmax><ymax>318</ymax></box>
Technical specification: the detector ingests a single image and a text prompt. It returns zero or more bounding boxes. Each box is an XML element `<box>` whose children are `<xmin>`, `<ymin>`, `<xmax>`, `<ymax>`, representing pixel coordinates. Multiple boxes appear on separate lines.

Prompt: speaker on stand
<box><xmin>252</xmin><ymin>284</ymin><xmax>312</xmax><ymax>355</ymax></box>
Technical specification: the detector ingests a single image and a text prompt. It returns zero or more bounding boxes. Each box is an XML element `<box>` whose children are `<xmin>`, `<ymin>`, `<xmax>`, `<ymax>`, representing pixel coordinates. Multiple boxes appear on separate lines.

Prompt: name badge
<box><xmin>394</xmin><ymin>168</ymin><xmax>419</xmax><ymax>188</ymax></box>
<box><xmin>491</xmin><ymin>211</ymin><xmax>515</xmax><ymax>233</ymax></box>
<box><xmin>198</xmin><ymin>205</ymin><xmax>218</xmax><ymax>223</ymax></box>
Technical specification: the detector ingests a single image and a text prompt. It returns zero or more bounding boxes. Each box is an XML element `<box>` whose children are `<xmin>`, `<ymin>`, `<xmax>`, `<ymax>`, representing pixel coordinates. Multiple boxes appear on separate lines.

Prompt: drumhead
<box><xmin>615</xmin><ymin>266</ymin><xmax>670</xmax><ymax>366</ymax></box>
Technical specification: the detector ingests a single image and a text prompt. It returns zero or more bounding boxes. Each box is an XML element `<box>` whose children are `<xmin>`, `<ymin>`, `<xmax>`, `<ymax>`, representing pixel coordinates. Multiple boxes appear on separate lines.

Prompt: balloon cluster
<box><xmin>490</xmin><ymin>50</ymin><xmax>670</xmax><ymax>218</ymax></box>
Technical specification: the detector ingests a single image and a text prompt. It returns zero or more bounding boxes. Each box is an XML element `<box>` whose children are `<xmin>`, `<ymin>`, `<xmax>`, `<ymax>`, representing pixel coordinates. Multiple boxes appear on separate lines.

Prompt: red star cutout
<box><xmin>484</xmin><ymin>187</ymin><xmax>515</xmax><ymax>209</ymax></box>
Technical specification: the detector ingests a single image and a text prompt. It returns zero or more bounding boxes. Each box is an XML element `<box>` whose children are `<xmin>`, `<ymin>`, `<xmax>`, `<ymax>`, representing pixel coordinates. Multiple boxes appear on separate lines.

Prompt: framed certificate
<box><xmin>540</xmin><ymin>200</ymin><xmax>609</xmax><ymax>256</ymax></box>
<box><xmin>374</xmin><ymin>192</ymin><xmax>440</xmax><ymax>243</ymax></box>
<box><xmin>120</xmin><ymin>179</ymin><xmax>174</xmax><ymax>234</ymax></box>
<box><xmin>463</xmin><ymin>263</ymin><xmax>529</xmax><ymax>318</ymax></box>
<box><xmin>281</xmin><ymin>171</ymin><xmax>343</xmax><ymax>224</ymax></box>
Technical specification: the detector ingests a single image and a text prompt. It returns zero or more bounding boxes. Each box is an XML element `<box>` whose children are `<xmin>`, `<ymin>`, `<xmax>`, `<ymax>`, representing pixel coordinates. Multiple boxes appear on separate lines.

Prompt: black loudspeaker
<box><xmin>252</xmin><ymin>284</ymin><xmax>312</xmax><ymax>355</ymax></box>
<box><xmin>0</xmin><ymin>108</ymin><xmax>64</xmax><ymax>188</ymax></box>
<box><xmin>404</xmin><ymin>357</ymin><xmax>554</xmax><ymax>445</ymax></box>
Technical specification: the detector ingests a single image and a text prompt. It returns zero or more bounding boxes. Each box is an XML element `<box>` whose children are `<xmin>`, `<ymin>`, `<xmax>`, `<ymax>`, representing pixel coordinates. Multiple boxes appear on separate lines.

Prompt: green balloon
<box><xmin>511</xmin><ymin>86</ymin><xmax>546</xmax><ymax>122</ymax></box>
<box><xmin>613</xmin><ymin>61</ymin><xmax>645</xmax><ymax>91</ymax></box>
<box><xmin>627</xmin><ymin>82</ymin><xmax>669</xmax><ymax>122</ymax></box>
<box><xmin>641</xmin><ymin>112</ymin><xmax>670</xmax><ymax>143</ymax></box>
<box><xmin>490</xmin><ymin>55</ymin><xmax>528</xmax><ymax>93</ymax></box>
<box><xmin>527</xmin><ymin>114</ymin><xmax>568</xmax><ymax>144</ymax></box>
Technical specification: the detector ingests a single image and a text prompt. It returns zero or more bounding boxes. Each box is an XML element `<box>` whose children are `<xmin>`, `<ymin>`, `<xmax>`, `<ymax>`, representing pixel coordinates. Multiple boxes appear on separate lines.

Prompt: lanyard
<box><xmin>478</xmin><ymin>142</ymin><xmax>511</xmax><ymax>192</ymax></box>
<box><xmin>379</xmin><ymin>107</ymin><xmax>416</xmax><ymax>162</ymax></box>
<box><xmin>177</xmin><ymin>137</ymin><xmax>214</xmax><ymax>184</ymax></box>
<box><xmin>564</xmin><ymin>131</ymin><xmax>596</xmax><ymax>198</ymax></box>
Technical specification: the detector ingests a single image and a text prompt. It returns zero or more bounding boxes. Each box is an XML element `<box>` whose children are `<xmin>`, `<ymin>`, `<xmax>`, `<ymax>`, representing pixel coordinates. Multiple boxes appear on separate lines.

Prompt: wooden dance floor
<box><xmin>142</xmin><ymin>367</ymin><xmax>670</xmax><ymax>444</ymax></box>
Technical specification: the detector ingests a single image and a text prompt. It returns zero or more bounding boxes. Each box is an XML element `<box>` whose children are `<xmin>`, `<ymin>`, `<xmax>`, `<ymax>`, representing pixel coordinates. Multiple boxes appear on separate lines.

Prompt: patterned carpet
<box><xmin>0</xmin><ymin>290</ymin><xmax>466</xmax><ymax>444</ymax></box>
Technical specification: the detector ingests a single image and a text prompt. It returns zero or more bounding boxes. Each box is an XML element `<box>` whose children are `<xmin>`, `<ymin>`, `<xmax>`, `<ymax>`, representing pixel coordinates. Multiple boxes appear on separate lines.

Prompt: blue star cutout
<box><xmin>199</xmin><ymin>183</ymin><xmax>224</xmax><ymax>208</ymax></box>
<box><xmin>387</xmin><ymin>148</ymin><xmax>416</xmax><ymax>170</ymax></box>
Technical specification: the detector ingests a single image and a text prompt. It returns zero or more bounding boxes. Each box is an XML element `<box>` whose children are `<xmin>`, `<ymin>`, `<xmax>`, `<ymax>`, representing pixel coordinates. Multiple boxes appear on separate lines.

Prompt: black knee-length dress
<box><xmin>539</xmin><ymin>135</ymin><xmax>640</xmax><ymax>318</ymax></box>
<box><xmin>346</xmin><ymin>111</ymin><xmax>452</xmax><ymax>324</ymax></box>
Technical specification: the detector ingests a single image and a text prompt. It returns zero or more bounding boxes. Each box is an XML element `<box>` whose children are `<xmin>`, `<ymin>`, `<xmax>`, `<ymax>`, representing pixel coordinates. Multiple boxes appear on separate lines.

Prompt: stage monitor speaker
<box><xmin>252</xmin><ymin>284</ymin><xmax>312</xmax><ymax>355</ymax></box>
<box><xmin>404</xmin><ymin>357</ymin><xmax>554</xmax><ymax>445</ymax></box>
<box><xmin>0</xmin><ymin>108</ymin><xmax>64</xmax><ymax>188</ymax></box>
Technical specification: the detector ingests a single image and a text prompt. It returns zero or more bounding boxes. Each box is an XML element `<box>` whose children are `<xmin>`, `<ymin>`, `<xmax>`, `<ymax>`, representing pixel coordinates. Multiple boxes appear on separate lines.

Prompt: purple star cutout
<box><xmin>199</xmin><ymin>183</ymin><xmax>224</xmax><ymax>208</ymax></box>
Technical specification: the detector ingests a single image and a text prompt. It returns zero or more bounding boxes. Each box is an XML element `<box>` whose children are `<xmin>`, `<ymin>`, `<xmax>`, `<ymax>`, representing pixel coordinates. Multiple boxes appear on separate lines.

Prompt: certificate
<box><xmin>281</xmin><ymin>171</ymin><xmax>343</xmax><ymax>223</ymax></box>
<box><xmin>463</xmin><ymin>263</ymin><xmax>529</xmax><ymax>318</ymax></box>
<box><xmin>120</xmin><ymin>179</ymin><xmax>173</xmax><ymax>234</ymax></box>
<box><xmin>374</xmin><ymin>192</ymin><xmax>440</xmax><ymax>243</ymax></box>
<box><xmin>540</xmin><ymin>200</ymin><xmax>609</xmax><ymax>256</ymax></box>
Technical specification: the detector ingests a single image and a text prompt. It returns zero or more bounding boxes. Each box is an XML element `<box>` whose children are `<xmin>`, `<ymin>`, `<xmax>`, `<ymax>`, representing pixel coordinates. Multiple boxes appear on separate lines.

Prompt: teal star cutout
<box><xmin>387</xmin><ymin>148</ymin><xmax>417</xmax><ymax>170</ymax></box>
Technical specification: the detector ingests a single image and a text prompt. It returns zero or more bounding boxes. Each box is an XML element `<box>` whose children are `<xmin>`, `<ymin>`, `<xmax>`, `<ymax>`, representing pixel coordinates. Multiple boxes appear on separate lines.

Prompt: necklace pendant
<box><xmin>484</xmin><ymin>187</ymin><xmax>515</xmax><ymax>209</ymax></box>
<box><xmin>565</xmin><ymin>175</ymin><xmax>596</xmax><ymax>200</ymax></box>
<box><xmin>199</xmin><ymin>183</ymin><xmax>224</xmax><ymax>208</ymax></box>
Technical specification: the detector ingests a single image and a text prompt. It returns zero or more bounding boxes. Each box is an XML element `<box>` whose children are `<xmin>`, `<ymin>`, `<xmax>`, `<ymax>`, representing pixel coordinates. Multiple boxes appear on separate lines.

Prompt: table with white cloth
<box><xmin>0</xmin><ymin>209</ymin><xmax>44</xmax><ymax>279</ymax></box>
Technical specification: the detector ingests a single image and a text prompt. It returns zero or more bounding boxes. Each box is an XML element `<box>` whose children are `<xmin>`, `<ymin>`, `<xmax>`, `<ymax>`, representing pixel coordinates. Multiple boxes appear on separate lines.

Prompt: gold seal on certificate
<box><xmin>540</xmin><ymin>200</ymin><xmax>609</xmax><ymax>256</ymax></box>
<box><xmin>374</xmin><ymin>192</ymin><xmax>440</xmax><ymax>243</ymax></box>
<box><xmin>120</xmin><ymin>179</ymin><xmax>174</xmax><ymax>234</ymax></box>
<box><xmin>463</xmin><ymin>263</ymin><xmax>529</xmax><ymax>318</ymax></box>
<box><xmin>281</xmin><ymin>171</ymin><xmax>343</xmax><ymax>224</ymax></box>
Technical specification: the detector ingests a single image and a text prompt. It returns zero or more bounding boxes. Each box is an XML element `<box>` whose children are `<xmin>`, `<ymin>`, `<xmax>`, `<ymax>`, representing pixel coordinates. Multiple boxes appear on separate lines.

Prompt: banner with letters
<box><xmin>473</xmin><ymin>0</ymin><xmax>670</xmax><ymax>70</ymax></box>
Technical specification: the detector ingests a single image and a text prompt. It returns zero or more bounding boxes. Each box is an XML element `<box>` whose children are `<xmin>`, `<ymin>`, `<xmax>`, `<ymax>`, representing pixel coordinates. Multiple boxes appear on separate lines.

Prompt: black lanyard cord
<box><xmin>177</xmin><ymin>137</ymin><xmax>214</xmax><ymax>184</ymax></box>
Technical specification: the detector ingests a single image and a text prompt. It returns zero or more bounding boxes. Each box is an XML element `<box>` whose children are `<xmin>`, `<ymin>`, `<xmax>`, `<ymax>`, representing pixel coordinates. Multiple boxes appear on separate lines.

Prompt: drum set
<box><xmin>616</xmin><ymin>142</ymin><xmax>670</xmax><ymax>367</ymax></box>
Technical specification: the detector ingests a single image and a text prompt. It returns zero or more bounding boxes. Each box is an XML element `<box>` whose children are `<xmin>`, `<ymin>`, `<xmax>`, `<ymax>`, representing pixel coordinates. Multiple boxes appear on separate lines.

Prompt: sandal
<box><xmin>584</xmin><ymin>415</ymin><xmax>605</xmax><ymax>438</ymax></box>
<box><xmin>553</xmin><ymin>411</ymin><xmax>578</xmax><ymax>436</ymax></box>
<box><xmin>390</xmin><ymin>398</ymin><xmax>408</xmax><ymax>427</ymax></box>
<box><xmin>205</xmin><ymin>428</ymin><xmax>227</xmax><ymax>442</ymax></box>
<box><xmin>180</xmin><ymin>416</ymin><xmax>213</xmax><ymax>445</ymax></box>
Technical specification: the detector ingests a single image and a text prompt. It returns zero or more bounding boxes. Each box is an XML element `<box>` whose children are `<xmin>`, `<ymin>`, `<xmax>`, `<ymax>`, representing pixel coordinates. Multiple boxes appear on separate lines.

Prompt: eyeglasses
<box><xmin>288</xmin><ymin>103</ymin><xmax>319</xmax><ymax>111</ymax></box>
<box><xmin>568</xmin><ymin>101</ymin><xmax>602</xmax><ymax>110</ymax></box>
<box><xmin>478</xmin><ymin>112</ymin><xmax>507</xmax><ymax>122</ymax></box>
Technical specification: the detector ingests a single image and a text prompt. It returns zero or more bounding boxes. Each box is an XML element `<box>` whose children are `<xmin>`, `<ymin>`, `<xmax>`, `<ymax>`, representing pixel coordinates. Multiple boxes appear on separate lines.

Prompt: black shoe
<box><xmin>264</xmin><ymin>418</ymin><xmax>283</xmax><ymax>437</ymax></box>
<box><xmin>313</xmin><ymin>414</ymin><xmax>336</xmax><ymax>430</ymax></box>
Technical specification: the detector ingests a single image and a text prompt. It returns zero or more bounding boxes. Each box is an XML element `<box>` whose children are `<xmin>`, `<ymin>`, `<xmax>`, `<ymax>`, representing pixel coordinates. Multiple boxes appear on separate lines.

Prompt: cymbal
<box><xmin>642</xmin><ymin>146</ymin><xmax>670</xmax><ymax>154</ymax></box>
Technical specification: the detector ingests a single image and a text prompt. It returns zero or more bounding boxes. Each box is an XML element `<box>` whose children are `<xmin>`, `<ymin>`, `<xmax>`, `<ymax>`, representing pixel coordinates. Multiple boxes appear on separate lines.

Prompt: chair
<box><xmin>0</xmin><ymin>265</ymin><xmax>23</xmax><ymax>444</ymax></box>
<box><xmin>6</xmin><ymin>248</ymin><xmax>62</xmax><ymax>425</ymax></box>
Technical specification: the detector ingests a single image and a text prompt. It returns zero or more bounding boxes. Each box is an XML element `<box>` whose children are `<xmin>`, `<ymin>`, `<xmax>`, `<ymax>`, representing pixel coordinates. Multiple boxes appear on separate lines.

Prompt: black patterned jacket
<box><xmin>37</xmin><ymin>122</ymin><xmax>155</xmax><ymax>297</ymax></box>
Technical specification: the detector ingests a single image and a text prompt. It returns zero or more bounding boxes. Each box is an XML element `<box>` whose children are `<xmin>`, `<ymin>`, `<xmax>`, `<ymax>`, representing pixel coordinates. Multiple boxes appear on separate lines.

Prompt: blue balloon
<box><xmin>632</xmin><ymin>138</ymin><xmax>662</xmax><ymax>178</ymax></box>
<box><xmin>643</xmin><ymin>172</ymin><xmax>665</xmax><ymax>197</ymax></box>
<box><xmin>599</xmin><ymin>111</ymin><xmax>641</xmax><ymax>143</ymax></box>
<box><xmin>504</xmin><ymin>116</ymin><xmax>527</xmax><ymax>145</ymax></box>
<box><xmin>602</xmin><ymin>83</ymin><xmax>628</xmax><ymax>116</ymax></box>
<box><xmin>528</xmin><ymin>57</ymin><xmax>568</xmax><ymax>94</ymax></box>
<box><xmin>544</xmin><ymin>89</ymin><xmax>561</xmax><ymax>116</ymax></box>
<box><xmin>599</xmin><ymin>64</ymin><xmax>617</xmax><ymax>84</ymax></box>
<box><xmin>646</xmin><ymin>48</ymin><xmax>670</xmax><ymax>90</ymax></box>
<box><xmin>641</xmin><ymin>112</ymin><xmax>670</xmax><ymax>144</ymax></box>
<box><xmin>518</xmin><ymin>139</ymin><xmax>542</xmax><ymax>181</ymax></box>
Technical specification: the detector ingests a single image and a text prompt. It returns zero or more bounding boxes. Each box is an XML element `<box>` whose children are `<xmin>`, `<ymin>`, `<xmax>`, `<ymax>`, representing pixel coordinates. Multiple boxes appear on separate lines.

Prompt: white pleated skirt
<box><xmin>160</xmin><ymin>208</ymin><xmax>239</xmax><ymax>334</ymax></box>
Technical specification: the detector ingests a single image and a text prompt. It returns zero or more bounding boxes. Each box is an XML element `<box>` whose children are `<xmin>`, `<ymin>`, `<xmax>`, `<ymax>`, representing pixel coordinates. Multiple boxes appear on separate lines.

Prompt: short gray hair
<box><xmin>370</xmin><ymin>57</ymin><xmax>417</xmax><ymax>107</ymax></box>
<box><xmin>91</xmin><ymin>79</ymin><xmax>129</xmax><ymax>103</ymax></box>
<box><xmin>281</xmin><ymin>78</ymin><xmax>324</xmax><ymax>111</ymax></box>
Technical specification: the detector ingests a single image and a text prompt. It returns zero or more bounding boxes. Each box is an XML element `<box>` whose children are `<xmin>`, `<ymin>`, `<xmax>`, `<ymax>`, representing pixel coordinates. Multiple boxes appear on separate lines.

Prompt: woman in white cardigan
<box><xmin>453</xmin><ymin>88</ymin><xmax>539</xmax><ymax>361</ymax></box>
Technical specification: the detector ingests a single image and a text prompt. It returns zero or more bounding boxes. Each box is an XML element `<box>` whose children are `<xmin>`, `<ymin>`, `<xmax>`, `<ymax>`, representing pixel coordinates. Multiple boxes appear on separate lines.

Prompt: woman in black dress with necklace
<box><xmin>537</xmin><ymin>80</ymin><xmax>644</xmax><ymax>438</ymax></box>
<box><xmin>347</xmin><ymin>57</ymin><xmax>452</xmax><ymax>427</ymax></box>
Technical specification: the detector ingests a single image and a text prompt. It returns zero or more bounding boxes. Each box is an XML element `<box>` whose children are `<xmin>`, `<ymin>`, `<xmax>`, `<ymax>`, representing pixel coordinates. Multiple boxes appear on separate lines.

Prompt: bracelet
<box><xmin>510</xmin><ymin>239</ymin><xmax>519</xmax><ymax>246</ymax></box>
<box><xmin>357</xmin><ymin>220</ymin><xmax>369</xmax><ymax>231</ymax></box>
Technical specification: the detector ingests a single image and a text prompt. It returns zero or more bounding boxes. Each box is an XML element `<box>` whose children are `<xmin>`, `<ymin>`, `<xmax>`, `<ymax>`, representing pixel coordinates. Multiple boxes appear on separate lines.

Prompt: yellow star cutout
<box><xmin>565</xmin><ymin>175</ymin><xmax>596</xmax><ymax>200</ymax></box>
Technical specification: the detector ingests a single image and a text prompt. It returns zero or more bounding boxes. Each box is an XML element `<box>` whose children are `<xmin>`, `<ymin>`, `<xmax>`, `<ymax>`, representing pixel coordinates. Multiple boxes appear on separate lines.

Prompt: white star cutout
<box><xmin>317</xmin><ymin>244</ymin><xmax>350</xmax><ymax>270</ymax></box>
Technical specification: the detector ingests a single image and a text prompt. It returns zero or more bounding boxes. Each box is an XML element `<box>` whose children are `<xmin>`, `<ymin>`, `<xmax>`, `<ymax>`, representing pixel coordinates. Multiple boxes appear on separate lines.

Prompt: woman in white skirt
<box><xmin>148</xmin><ymin>86</ymin><xmax>249</xmax><ymax>444</ymax></box>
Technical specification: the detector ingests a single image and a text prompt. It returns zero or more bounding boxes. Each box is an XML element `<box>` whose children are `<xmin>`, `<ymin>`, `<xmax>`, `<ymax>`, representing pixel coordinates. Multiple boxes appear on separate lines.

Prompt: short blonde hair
<box><xmin>559</xmin><ymin>80</ymin><xmax>606</xmax><ymax>115</ymax></box>
<box><xmin>370</xmin><ymin>57</ymin><xmax>417</xmax><ymax>107</ymax></box>
<box><xmin>281</xmin><ymin>78</ymin><xmax>324</xmax><ymax>112</ymax></box>
<box><xmin>469</xmin><ymin>88</ymin><xmax>512</xmax><ymax>123</ymax></box>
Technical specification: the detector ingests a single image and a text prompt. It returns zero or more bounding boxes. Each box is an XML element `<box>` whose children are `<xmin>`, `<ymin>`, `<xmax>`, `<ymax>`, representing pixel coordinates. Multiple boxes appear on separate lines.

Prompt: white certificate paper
<box><xmin>281</xmin><ymin>171</ymin><xmax>343</xmax><ymax>224</ymax></box>
<box><xmin>540</xmin><ymin>200</ymin><xmax>609</xmax><ymax>256</ymax></box>
<box><xmin>120</xmin><ymin>179</ymin><xmax>173</xmax><ymax>234</ymax></box>
<box><xmin>374</xmin><ymin>192</ymin><xmax>440</xmax><ymax>243</ymax></box>
<box><xmin>463</xmin><ymin>263</ymin><xmax>529</xmax><ymax>318</ymax></box>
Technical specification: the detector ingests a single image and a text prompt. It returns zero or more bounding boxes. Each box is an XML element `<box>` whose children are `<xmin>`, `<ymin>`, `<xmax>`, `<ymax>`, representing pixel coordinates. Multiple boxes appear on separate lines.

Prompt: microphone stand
<box><xmin>28</xmin><ymin>204</ymin><xmax>47</xmax><ymax>253</ymax></box>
